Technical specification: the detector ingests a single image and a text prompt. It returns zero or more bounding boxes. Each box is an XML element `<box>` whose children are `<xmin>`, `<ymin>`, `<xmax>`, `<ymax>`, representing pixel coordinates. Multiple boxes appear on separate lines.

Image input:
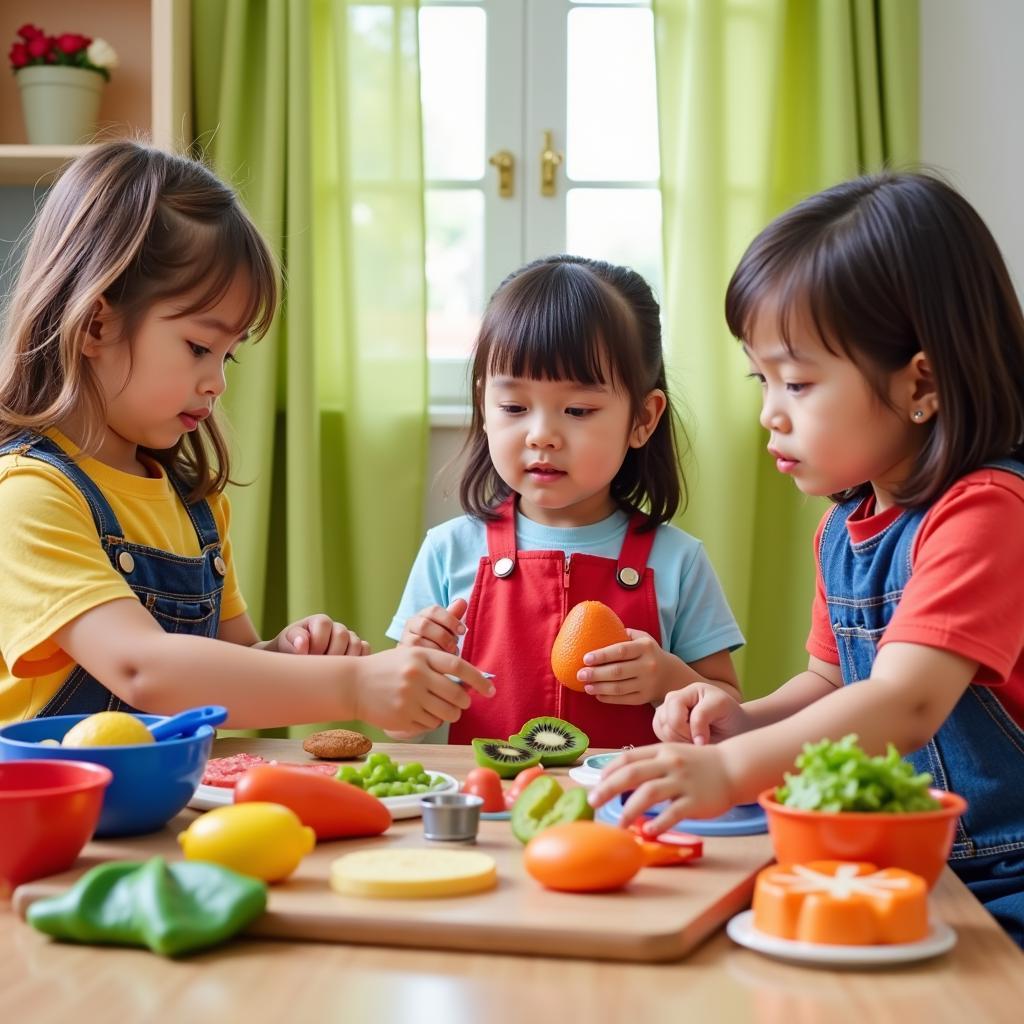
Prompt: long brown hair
<box><xmin>725</xmin><ymin>171</ymin><xmax>1024</xmax><ymax>506</ymax></box>
<box><xmin>459</xmin><ymin>255</ymin><xmax>688</xmax><ymax>527</ymax></box>
<box><xmin>0</xmin><ymin>140</ymin><xmax>277</xmax><ymax>502</ymax></box>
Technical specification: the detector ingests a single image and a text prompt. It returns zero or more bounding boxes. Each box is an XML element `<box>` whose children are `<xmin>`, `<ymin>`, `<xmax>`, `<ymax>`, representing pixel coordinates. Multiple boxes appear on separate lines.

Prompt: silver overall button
<box><xmin>213</xmin><ymin>555</ymin><xmax>227</xmax><ymax>577</ymax></box>
<box><xmin>117</xmin><ymin>551</ymin><xmax>135</xmax><ymax>575</ymax></box>
<box><xmin>492</xmin><ymin>556</ymin><xmax>515</xmax><ymax>578</ymax></box>
<box><xmin>617</xmin><ymin>566</ymin><xmax>641</xmax><ymax>588</ymax></box>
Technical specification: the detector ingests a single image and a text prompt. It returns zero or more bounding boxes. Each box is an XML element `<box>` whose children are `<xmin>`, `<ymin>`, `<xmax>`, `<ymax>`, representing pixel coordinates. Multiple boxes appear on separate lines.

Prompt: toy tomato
<box><xmin>503</xmin><ymin>765</ymin><xmax>546</xmax><ymax>809</ymax></box>
<box><xmin>460</xmin><ymin>767</ymin><xmax>505</xmax><ymax>812</ymax></box>
<box><xmin>234</xmin><ymin>764</ymin><xmax>391</xmax><ymax>840</ymax></box>
<box><xmin>524</xmin><ymin>821</ymin><xmax>643</xmax><ymax>892</ymax></box>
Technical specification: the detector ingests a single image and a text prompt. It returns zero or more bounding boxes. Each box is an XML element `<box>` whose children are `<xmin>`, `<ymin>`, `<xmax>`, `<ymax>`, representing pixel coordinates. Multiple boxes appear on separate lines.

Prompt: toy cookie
<box><xmin>302</xmin><ymin>729</ymin><xmax>373</xmax><ymax>760</ymax></box>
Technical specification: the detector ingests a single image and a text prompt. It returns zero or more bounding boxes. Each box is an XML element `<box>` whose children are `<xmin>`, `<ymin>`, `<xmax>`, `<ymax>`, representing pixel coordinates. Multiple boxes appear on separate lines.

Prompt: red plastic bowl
<box><xmin>0</xmin><ymin>759</ymin><xmax>112</xmax><ymax>897</ymax></box>
<box><xmin>758</xmin><ymin>787</ymin><xmax>967</xmax><ymax>889</ymax></box>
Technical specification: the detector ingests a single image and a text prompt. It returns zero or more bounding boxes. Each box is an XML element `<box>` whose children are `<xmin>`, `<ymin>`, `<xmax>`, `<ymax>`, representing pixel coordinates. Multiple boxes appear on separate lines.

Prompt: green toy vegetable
<box><xmin>775</xmin><ymin>734</ymin><xmax>942</xmax><ymax>813</ymax></box>
<box><xmin>26</xmin><ymin>856</ymin><xmax>267</xmax><ymax>957</ymax></box>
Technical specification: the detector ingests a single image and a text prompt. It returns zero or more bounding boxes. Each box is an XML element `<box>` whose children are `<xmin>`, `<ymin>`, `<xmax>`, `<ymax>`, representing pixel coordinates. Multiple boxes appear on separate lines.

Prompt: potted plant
<box><xmin>8</xmin><ymin>23</ymin><xmax>118</xmax><ymax>145</ymax></box>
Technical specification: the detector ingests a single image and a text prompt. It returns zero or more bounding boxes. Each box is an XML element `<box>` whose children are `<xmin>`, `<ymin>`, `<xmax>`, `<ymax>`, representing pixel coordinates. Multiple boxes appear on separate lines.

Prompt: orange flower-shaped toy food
<box><xmin>551</xmin><ymin>601</ymin><xmax>629</xmax><ymax>691</ymax></box>
<box><xmin>753</xmin><ymin>861</ymin><xmax>929</xmax><ymax>945</ymax></box>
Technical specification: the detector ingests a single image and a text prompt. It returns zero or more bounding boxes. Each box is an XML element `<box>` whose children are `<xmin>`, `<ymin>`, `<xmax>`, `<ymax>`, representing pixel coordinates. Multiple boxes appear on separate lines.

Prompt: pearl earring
<box><xmin>913</xmin><ymin>410</ymin><xmax>925</xmax><ymax>421</ymax></box>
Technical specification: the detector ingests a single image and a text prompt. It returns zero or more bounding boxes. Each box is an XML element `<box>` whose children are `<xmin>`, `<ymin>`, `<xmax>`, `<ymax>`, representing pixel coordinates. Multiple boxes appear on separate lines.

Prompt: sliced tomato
<box><xmin>635</xmin><ymin>838</ymin><xmax>702</xmax><ymax>867</ymax></box>
<box><xmin>629</xmin><ymin>821</ymin><xmax>703</xmax><ymax>859</ymax></box>
<box><xmin>460</xmin><ymin>767</ymin><xmax>506</xmax><ymax>812</ymax></box>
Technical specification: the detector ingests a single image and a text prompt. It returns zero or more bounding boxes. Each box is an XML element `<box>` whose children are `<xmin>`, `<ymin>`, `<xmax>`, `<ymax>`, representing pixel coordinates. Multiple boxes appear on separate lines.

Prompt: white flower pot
<box><xmin>16</xmin><ymin>65</ymin><xmax>105</xmax><ymax>145</ymax></box>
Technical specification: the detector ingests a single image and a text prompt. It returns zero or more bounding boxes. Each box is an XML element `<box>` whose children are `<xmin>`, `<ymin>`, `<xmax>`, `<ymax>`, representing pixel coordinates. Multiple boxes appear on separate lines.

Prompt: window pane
<box><xmin>419</xmin><ymin>7</ymin><xmax>486</xmax><ymax>179</ymax></box>
<box><xmin>567</xmin><ymin>8</ymin><xmax>659</xmax><ymax>180</ymax></box>
<box><xmin>426</xmin><ymin>189</ymin><xmax>484</xmax><ymax>358</ymax></box>
<box><xmin>566</xmin><ymin>188</ymin><xmax>663</xmax><ymax>300</ymax></box>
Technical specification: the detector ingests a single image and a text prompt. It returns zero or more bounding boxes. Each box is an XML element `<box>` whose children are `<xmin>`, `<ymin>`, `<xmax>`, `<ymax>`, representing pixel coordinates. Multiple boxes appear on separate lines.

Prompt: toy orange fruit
<box><xmin>551</xmin><ymin>601</ymin><xmax>629</xmax><ymax>691</ymax></box>
<box><xmin>752</xmin><ymin>861</ymin><xmax>929</xmax><ymax>945</ymax></box>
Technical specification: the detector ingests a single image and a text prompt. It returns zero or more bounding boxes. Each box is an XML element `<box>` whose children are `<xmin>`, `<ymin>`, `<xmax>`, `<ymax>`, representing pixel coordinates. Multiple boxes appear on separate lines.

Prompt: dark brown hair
<box><xmin>459</xmin><ymin>254</ymin><xmax>687</xmax><ymax>526</ymax></box>
<box><xmin>0</xmin><ymin>140</ymin><xmax>278</xmax><ymax>502</ymax></box>
<box><xmin>725</xmin><ymin>171</ymin><xmax>1024</xmax><ymax>506</ymax></box>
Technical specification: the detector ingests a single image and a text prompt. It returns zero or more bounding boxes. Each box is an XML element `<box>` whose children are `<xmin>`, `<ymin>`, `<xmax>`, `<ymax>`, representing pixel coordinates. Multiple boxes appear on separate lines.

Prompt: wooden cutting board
<box><xmin>13</xmin><ymin>739</ymin><xmax>775</xmax><ymax>962</ymax></box>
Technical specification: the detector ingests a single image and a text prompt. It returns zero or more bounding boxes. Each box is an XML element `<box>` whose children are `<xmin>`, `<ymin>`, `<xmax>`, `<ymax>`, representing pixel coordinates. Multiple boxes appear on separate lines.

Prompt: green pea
<box><xmin>366</xmin><ymin>752</ymin><xmax>391</xmax><ymax>768</ymax></box>
<box><xmin>397</xmin><ymin>762</ymin><xmax>424</xmax><ymax>781</ymax></box>
<box><xmin>335</xmin><ymin>766</ymin><xmax>361</xmax><ymax>785</ymax></box>
<box><xmin>367</xmin><ymin>783</ymin><xmax>391</xmax><ymax>798</ymax></box>
<box><xmin>389</xmin><ymin>782</ymin><xmax>413</xmax><ymax>797</ymax></box>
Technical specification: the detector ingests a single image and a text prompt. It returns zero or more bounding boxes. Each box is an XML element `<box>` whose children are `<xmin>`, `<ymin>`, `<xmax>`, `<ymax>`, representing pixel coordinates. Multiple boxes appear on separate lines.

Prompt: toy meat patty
<box><xmin>302</xmin><ymin>729</ymin><xmax>373</xmax><ymax>760</ymax></box>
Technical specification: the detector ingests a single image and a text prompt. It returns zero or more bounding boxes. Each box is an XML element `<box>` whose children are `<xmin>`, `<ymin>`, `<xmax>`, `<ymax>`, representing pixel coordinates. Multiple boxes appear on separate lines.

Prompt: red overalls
<box><xmin>450</xmin><ymin>497</ymin><xmax>662</xmax><ymax>748</ymax></box>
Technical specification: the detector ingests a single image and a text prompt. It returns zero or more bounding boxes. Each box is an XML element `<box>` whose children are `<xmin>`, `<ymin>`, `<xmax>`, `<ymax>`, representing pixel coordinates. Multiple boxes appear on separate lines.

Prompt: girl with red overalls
<box><xmin>589</xmin><ymin>173</ymin><xmax>1024</xmax><ymax>947</ymax></box>
<box><xmin>388</xmin><ymin>256</ymin><xmax>744</xmax><ymax>748</ymax></box>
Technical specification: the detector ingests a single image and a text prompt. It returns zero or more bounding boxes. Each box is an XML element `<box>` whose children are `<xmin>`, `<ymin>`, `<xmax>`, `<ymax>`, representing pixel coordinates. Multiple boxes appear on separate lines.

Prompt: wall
<box><xmin>919</xmin><ymin>0</ymin><xmax>1024</xmax><ymax>298</ymax></box>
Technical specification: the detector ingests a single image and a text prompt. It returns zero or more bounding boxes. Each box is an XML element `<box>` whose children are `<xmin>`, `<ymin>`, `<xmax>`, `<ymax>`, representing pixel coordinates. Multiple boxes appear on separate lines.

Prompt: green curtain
<box><xmin>191</xmin><ymin>0</ymin><xmax>427</xmax><ymax>732</ymax></box>
<box><xmin>654</xmin><ymin>0</ymin><xmax>918</xmax><ymax>697</ymax></box>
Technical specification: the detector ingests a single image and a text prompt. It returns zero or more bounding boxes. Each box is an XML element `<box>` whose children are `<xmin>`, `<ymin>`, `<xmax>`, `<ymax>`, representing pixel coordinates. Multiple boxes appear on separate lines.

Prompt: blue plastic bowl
<box><xmin>0</xmin><ymin>714</ymin><xmax>213</xmax><ymax>837</ymax></box>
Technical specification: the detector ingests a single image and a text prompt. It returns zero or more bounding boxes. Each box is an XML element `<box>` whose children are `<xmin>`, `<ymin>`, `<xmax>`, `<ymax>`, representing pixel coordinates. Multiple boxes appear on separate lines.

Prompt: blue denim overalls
<box><xmin>819</xmin><ymin>459</ymin><xmax>1024</xmax><ymax>946</ymax></box>
<box><xmin>0</xmin><ymin>433</ymin><xmax>225</xmax><ymax>716</ymax></box>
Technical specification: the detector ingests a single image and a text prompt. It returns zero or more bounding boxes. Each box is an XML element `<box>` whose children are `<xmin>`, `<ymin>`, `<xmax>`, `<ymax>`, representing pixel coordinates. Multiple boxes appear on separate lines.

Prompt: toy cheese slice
<box><xmin>330</xmin><ymin>849</ymin><xmax>497</xmax><ymax>898</ymax></box>
<box><xmin>753</xmin><ymin>861</ymin><xmax>929</xmax><ymax>945</ymax></box>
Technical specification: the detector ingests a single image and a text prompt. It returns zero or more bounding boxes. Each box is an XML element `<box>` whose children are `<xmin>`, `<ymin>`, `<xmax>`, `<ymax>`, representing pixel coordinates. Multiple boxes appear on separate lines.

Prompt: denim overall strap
<box><xmin>1</xmin><ymin>431</ymin><xmax>226</xmax><ymax>717</ymax></box>
<box><xmin>818</xmin><ymin>461</ymin><xmax>1024</xmax><ymax>946</ymax></box>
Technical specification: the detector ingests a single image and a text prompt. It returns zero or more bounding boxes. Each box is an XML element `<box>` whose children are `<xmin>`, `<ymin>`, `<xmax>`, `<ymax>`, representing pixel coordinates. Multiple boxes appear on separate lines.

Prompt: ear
<box><xmin>629</xmin><ymin>388</ymin><xmax>667</xmax><ymax>448</ymax></box>
<box><xmin>903</xmin><ymin>351</ymin><xmax>939</xmax><ymax>424</ymax></box>
<box><xmin>81</xmin><ymin>297</ymin><xmax>115</xmax><ymax>358</ymax></box>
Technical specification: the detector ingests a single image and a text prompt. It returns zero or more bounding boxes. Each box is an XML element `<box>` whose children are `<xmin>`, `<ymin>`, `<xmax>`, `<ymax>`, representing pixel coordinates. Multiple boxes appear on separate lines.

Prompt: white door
<box><xmin>420</xmin><ymin>0</ymin><xmax>662</xmax><ymax>406</ymax></box>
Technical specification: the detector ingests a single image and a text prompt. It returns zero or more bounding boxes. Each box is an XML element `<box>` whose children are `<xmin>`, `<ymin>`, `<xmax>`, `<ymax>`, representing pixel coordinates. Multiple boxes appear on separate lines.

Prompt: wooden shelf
<box><xmin>0</xmin><ymin>0</ymin><xmax>190</xmax><ymax>186</ymax></box>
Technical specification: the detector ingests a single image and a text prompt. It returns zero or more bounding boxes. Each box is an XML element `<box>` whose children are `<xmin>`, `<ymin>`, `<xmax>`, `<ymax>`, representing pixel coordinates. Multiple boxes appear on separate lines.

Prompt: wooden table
<box><xmin>3</xmin><ymin>739</ymin><xmax>1022</xmax><ymax>1024</ymax></box>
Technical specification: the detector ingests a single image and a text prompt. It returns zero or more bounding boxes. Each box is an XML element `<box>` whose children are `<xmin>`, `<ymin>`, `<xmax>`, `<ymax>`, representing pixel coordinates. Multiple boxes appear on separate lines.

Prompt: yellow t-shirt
<box><xmin>0</xmin><ymin>430</ymin><xmax>246</xmax><ymax>722</ymax></box>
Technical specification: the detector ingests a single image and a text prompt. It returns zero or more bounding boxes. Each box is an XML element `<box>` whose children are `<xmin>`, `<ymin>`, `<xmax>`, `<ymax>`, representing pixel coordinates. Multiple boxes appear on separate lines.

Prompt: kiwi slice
<box><xmin>509</xmin><ymin>716</ymin><xmax>589</xmax><ymax>767</ymax></box>
<box><xmin>471</xmin><ymin>738</ymin><xmax>541</xmax><ymax>779</ymax></box>
<box><xmin>510</xmin><ymin>775</ymin><xmax>594</xmax><ymax>843</ymax></box>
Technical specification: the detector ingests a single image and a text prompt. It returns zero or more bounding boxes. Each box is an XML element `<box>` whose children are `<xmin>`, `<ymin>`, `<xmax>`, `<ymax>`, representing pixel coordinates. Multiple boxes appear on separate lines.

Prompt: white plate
<box><xmin>726</xmin><ymin>910</ymin><xmax>957</xmax><ymax>966</ymax></box>
<box><xmin>568</xmin><ymin>765</ymin><xmax>601</xmax><ymax>788</ymax></box>
<box><xmin>188</xmin><ymin>771</ymin><xmax>459</xmax><ymax>820</ymax></box>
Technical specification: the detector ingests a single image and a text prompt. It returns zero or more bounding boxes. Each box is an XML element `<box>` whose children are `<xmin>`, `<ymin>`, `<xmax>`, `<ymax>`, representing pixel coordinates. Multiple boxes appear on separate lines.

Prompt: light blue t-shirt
<box><xmin>388</xmin><ymin>509</ymin><xmax>744</xmax><ymax>666</ymax></box>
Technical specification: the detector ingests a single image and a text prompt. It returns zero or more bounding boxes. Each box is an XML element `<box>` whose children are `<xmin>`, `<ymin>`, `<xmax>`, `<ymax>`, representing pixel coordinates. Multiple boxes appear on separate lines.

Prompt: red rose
<box><xmin>56</xmin><ymin>33</ymin><xmax>88</xmax><ymax>55</ymax></box>
<box><xmin>26</xmin><ymin>35</ymin><xmax>50</xmax><ymax>59</ymax></box>
<box><xmin>16</xmin><ymin>24</ymin><xmax>43</xmax><ymax>42</ymax></box>
<box><xmin>9</xmin><ymin>43</ymin><xmax>29</xmax><ymax>68</ymax></box>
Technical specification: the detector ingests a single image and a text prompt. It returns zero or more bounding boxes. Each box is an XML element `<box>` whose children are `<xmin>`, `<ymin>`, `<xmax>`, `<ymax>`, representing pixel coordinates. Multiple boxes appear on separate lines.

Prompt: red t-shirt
<box><xmin>807</xmin><ymin>467</ymin><xmax>1024</xmax><ymax>729</ymax></box>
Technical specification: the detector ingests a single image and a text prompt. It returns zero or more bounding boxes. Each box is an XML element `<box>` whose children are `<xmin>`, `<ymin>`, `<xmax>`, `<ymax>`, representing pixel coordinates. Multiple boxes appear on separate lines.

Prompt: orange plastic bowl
<box><xmin>0</xmin><ymin>759</ymin><xmax>112</xmax><ymax>898</ymax></box>
<box><xmin>757</xmin><ymin>787</ymin><xmax>967</xmax><ymax>889</ymax></box>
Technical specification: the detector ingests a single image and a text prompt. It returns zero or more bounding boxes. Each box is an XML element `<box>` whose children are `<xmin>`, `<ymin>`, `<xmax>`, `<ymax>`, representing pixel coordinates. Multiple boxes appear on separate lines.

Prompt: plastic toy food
<box><xmin>178</xmin><ymin>802</ymin><xmax>315</xmax><ymax>882</ymax></box>
<box><xmin>776</xmin><ymin>734</ymin><xmax>940</xmax><ymax>812</ymax></box>
<box><xmin>26</xmin><ymin>857</ymin><xmax>267</xmax><ymax>957</ymax></box>
<box><xmin>550</xmin><ymin>601</ymin><xmax>629</xmax><ymax>691</ymax></box>
<box><xmin>503</xmin><ymin>765</ymin><xmax>546</xmax><ymax>809</ymax></box>
<box><xmin>524</xmin><ymin>821</ymin><xmax>644</xmax><ymax>892</ymax></box>
<box><xmin>302</xmin><ymin>728</ymin><xmax>372</xmax><ymax>759</ymax></box>
<box><xmin>233</xmin><ymin>764</ymin><xmax>391</xmax><ymax>840</ymax></box>
<box><xmin>752</xmin><ymin>861</ymin><xmax>929</xmax><ymax>945</ymax></box>
<box><xmin>330</xmin><ymin>848</ymin><xmax>497</xmax><ymax>898</ymax></box>
<box><xmin>509</xmin><ymin>716</ymin><xmax>589</xmax><ymax>766</ymax></box>
<box><xmin>510</xmin><ymin>775</ymin><xmax>593</xmax><ymax>843</ymax></box>
<box><xmin>61</xmin><ymin>711</ymin><xmax>154</xmax><ymax>747</ymax></box>
<box><xmin>460</xmin><ymin>767</ymin><xmax>506</xmax><ymax>812</ymax></box>
<box><xmin>202</xmin><ymin>753</ymin><xmax>339</xmax><ymax>787</ymax></box>
<box><xmin>472</xmin><ymin>738</ymin><xmax>541</xmax><ymax>778</ymax></box>
<box><xmin>628</xmin><ymin>823</ymin><xmax>704</xmax><ymax>867</ymax></box>
<box><xmin>334</xmin><ymin>752</ymin><xmax>450</xmax><ymax>798</ymax></box>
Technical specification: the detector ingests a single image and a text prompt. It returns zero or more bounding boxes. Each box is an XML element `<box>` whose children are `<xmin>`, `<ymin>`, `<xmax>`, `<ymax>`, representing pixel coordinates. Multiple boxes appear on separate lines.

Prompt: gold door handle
<box><xmin>540</xmin><ymin>130</ymin><xmax>563</xmax><ymax>197</ymax></box>
<box><xmin>489</xmin><ymin>149</ymin><xmax>515</xmax><ymax>198</ymax></box>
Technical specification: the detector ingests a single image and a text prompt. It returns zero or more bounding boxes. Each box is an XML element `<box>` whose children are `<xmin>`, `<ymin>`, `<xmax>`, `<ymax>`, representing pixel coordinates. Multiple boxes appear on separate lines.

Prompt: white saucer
<box><xmin>188</xmin><ymin>771</ymin><xmax>459</xmax><ymax>820</ymax></box>
<box><xmin>726</xmin><ymin>910</ymin><xmax>957</xmax><ymax>966</ymax></box>
<box><xmin>568</xmin><ymin>765</ymin><xmax>601</xmax><ymax>787</ymax></box>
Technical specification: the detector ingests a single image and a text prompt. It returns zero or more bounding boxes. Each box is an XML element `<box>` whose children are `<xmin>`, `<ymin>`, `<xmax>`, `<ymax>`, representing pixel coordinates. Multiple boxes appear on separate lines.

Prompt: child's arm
<box><xmin>219</xmin><ymin>612</ymin><xmax>370</xmax><ymax>656</ymax></box>
<box><xmin>53</xmin><ymin>597</ymin><xmax>495</xmax><ymax>731</ymax></box>
<box><xmin>590</xmin><ymin>642</ymin><xmax>976</xmax><ymax>832</ymax></box>
<box><xmin>575</xmin><ymin>631</ymin><xmax>742</xmax><ymax>705</ymax></box>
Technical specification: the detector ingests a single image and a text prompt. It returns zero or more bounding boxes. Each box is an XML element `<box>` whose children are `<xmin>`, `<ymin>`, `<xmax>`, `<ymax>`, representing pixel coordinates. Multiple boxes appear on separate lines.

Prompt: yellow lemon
<box><xmin>178</xmin><ymin>802</ymin><xmax>316</xmax><ymax>882</ymax></box>
<box><xmin>62</xmin><ymin>711</ymin><xmax>154</xmax><ymax>747</ymax></box>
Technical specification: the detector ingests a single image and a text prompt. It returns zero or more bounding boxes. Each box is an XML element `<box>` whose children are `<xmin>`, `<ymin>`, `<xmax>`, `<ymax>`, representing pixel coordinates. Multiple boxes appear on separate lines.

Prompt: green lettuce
<box><xmin>775</xmin><ymin>734</ymin><xmax>941</xmax><ymax>813</ymax></box>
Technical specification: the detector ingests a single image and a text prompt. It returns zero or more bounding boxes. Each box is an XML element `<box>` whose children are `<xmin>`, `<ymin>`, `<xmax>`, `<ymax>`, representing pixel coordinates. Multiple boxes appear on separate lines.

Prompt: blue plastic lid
<box><xmin>595</xmin><ymin>793</ymin><xmax>768</xmax><ymax>836</ymax></box>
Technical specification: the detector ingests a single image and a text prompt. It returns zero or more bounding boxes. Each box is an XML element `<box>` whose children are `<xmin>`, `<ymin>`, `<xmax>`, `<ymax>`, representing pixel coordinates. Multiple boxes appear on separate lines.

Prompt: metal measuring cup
<box><xmin>420</xmin><ymin>792</ymin><xmax>484</xmax><ymax>842</ymax></box>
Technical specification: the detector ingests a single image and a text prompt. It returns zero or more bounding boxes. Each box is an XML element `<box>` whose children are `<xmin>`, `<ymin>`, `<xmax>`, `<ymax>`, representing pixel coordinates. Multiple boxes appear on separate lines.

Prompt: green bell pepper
<box><xmin>26</xmin><ymin>856</ymin><xmax>267</xmax><ymax>957</ymax></box>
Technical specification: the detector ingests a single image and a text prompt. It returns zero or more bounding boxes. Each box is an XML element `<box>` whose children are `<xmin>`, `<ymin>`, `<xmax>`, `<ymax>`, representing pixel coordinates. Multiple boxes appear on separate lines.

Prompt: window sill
<box><xmin>429</xmin><ymin>404</ymin><xmax>472</xmax><ymax>429</ymax></box>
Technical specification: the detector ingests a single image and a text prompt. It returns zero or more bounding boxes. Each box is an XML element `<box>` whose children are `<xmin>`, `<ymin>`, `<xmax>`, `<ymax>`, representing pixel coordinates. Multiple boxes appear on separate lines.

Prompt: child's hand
<box><xmin>354</xmin><ymin>647</ymin><xmax>495</xmax><ymax>734</ymax></box>
<box><xmin>576</xmin><ymin>629</ymin><xmax>677</xmax><ymax>705</ymax></box>
<box><xmin>587</xmin><ymin>742</ymin><xmax>738</xmax><ymax>834</ymax></box>
<box><xmin>399</xmin><ymin>598</ymin><xmax>468</xmax><ymax>654</ymax></box>
<box><xmin>273</xmin><ymin>615</ymin><xmax>370</xmax><ymax>656</ymax></box>
<box><xmin>654</xmin><ymin>682</ymin><xmax>748</xmax><ymax>745</ymax></box>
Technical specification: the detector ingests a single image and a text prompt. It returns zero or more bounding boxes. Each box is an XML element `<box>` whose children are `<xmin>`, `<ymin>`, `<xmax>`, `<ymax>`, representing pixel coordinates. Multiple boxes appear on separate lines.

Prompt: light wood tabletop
<box><xmin>3</xmin><ymin>738</ymin><xmax>1022</xmax><ymax>1024</ymax></box>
